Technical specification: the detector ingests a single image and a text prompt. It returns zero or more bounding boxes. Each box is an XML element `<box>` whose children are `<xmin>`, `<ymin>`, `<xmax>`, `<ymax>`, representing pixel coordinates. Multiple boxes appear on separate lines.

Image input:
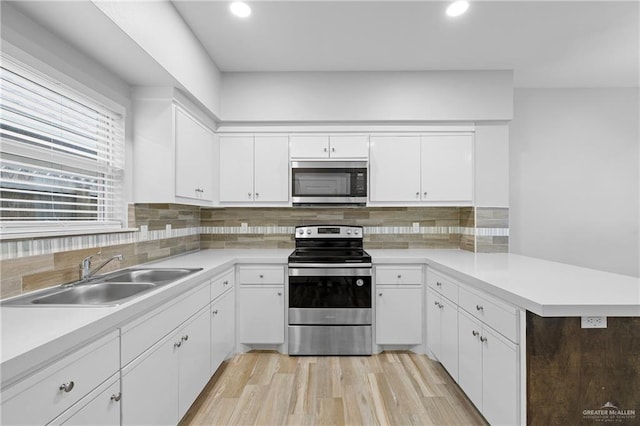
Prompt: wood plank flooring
<box><xmin>180</xmin><ymin>352</ymin><xmax>487</xmax><ymax>426</ymax></box>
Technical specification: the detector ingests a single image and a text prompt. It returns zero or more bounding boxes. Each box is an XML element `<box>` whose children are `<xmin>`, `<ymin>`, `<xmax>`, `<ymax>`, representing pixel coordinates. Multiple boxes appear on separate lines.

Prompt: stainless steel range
<box><xmin>288</xmin><ymin>225</ymin><xmax>372</xmax><ymax>355</ymax></box>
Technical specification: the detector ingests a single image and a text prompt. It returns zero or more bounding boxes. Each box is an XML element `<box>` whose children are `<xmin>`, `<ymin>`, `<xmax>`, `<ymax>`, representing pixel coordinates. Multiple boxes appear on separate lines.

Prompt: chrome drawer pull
<box><xmin>472</xmin><ymin>330</ymin><xmax>479</xmax><ymax>337</ymax></box>
<box><xmin>213</xmin><ymin>310</ymin><xmax>219</xmax><ymax>315</ymax></box>
<box><xmin>174</xmin><ymin>341</ymin><xmax>182</xmax><ymax>348</ymax></box>
<box><xmin>111</xmin><ymin>393</ymin><xmax>121</xmax><ymax>402</ymax></box>
<box><xmin>59</xmin><ymin>381</ymin><xmax>74</xmax><ymax>392</ymax></box>
<box><xmin>480</xmin><ymin>336</ymin><xmax>488</xmax><ymax>343</ymax></box>
<box><xmin>476</xmin><ymin>305</ymin><xmax>484</xmax><ymax>311</ymax></box>
<box><xmin>181</xmin><ymin>335</ymin><xmax>189</xmax><ymax>342</ymax></box>
<box><xmin>436</xmin><ymin>281</ymin><xmax>442</xmax><ymax>287</ymax></box>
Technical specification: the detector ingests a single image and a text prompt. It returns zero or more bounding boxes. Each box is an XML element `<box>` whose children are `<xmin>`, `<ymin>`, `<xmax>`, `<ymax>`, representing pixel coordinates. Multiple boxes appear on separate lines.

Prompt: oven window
<box><xmin>289</xmin><ymin>276</ymin><xmax>372</xmax><ymax>308</ymax></box>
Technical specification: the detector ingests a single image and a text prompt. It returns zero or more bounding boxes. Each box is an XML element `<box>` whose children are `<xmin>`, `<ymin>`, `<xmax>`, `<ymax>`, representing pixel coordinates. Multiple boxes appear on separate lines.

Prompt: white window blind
<box><xmin>0</xmin><ymin>56</ymin><xmax>125</xmax><ymax>236</ymax></box>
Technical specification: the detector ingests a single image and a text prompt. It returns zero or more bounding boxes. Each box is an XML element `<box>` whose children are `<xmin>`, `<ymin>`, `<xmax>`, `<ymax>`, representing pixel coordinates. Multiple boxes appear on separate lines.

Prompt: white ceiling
<box><xmin>7</xmin><ymin>1</ymin><xmax>640</xmax><ymax>89</ymax></box>
<box><xmin>173</xmin><ymin>0</ymin><xmax>639</xmax><ymax>88</ymax></box>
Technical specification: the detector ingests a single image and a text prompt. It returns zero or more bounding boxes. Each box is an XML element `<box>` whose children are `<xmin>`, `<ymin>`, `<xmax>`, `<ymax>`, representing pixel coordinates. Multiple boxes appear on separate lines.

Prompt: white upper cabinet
<box><xmin>369</xmin><ymin>136</ymin><xmax>421</xmax><ymax>202</ymax></box>
<box><xmin>175</xmin><ymin>107</ymin><xmax>214</xmax><ymax>201</ymax></box>
<box><xmin>219</xmin><ymin>135</ymin><xmax>289</xmax><ymax>204</ymax></box>
<box><xmin>290</xmin><ymin>134</ymin><xmax>369</xmax><ymax>159</ymax></box>
<box><xmin>132</xmin><ymin>89</ymin><xmax>217</xmax><ymax>206</ymax></box>
<box><xmin>370</xmin><ymin>133</ymin><xmax>473</xmax><ymax>205</ymax></box>
<box><xmin>421</xmin><ymin>134</ymin><xmax>473</xmax><ymax>202</ymax></box>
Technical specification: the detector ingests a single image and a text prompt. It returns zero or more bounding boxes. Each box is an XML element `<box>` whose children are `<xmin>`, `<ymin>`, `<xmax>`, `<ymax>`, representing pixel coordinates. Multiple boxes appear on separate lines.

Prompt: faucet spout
<box><xmin>80</xmin><ymin>253</ymin><xmax>124</xmax><ymax>280</ymax></box>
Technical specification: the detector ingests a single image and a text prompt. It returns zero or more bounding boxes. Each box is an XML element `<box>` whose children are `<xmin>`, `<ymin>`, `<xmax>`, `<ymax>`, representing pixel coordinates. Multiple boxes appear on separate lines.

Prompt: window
<box><xmin>0</xmin><ymin>55</ymin><xmax>125</xmax><ymax>236</ymax></box>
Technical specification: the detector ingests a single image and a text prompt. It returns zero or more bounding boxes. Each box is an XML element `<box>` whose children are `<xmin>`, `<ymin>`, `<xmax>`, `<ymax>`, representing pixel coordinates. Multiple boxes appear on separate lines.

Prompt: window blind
<box><xmin>0</xmin><ymin>56</ymin><xmax>125</xmax><ymax>235</ymax></box>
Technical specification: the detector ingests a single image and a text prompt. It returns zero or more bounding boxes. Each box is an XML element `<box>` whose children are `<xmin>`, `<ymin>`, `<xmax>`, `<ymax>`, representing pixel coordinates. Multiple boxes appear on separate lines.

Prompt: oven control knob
<box><xmin>354</xmin><ymin>230</ymin><xmax>359</xmax><ymax>235</ymax></box>
<box><xmin>298</xmin><ymin>229</ymin><xmax>304</xmax><ymax>235</ymax></box>
<box><xmin>347</xmin><ymin>230</ymin><xmax>352</xmax><ymax>235</ymax></box>
<box><xmin>306</xmin><ymin>229</ymin><xmax>312</xmax><ymax>235</ymax></box>
<box><xmin>356</xmin><ymin>279</ymin><xmax>364</xmax><ymax>287</ymax></box>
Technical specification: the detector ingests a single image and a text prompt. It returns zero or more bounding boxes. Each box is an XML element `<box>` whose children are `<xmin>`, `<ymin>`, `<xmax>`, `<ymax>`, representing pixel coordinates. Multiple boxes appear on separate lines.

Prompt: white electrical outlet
<box><xmin>241</xmin><ymin>222</ymin><xmax>248</xmax><ymax>229</ymax></box>
<box><xmin>165</xmin><ymin>223</ymin><xmax>171</xmax><ymax>233</ymax></box>
<box><xmin>412</xmin><ymin>222</ymin><xmax>420</xmax><ymax>232</ymax></box>
<box><xmin>581</xmin><ymin>316</ymin><xmax>607</xmax><ymax>328</ymax></box>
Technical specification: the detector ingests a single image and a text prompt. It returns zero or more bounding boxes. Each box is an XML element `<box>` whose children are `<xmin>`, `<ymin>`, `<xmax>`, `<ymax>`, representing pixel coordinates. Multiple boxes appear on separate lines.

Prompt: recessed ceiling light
<box><xmin>446</xmin><ymin>1</ymin><xmax>469</xmax><ymax>17</ymax></box>
<box><xmin>230</xmin><ymin>1</ymin><xmax>251</xmax><ymax>18</ymax></box>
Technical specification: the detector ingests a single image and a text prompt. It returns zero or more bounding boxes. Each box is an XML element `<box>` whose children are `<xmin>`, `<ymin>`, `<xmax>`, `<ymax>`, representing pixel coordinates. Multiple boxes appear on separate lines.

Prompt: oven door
<box><xmin>288</xmin><ymin>267</ymin><xmax>372</xmax><ymax>325</ymax></box>
<box><xmin>291</xmin><ymin>161</ymin><xmax>367</xmax><ymax>205</ymax></box>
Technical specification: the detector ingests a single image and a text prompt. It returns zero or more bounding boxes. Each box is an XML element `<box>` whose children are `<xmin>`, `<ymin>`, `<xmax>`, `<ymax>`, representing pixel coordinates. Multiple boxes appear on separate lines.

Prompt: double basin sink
<box><xmin>2</xmin><ymin>268</ymin><xmax>203</xmax><ymax>307</ymax></box>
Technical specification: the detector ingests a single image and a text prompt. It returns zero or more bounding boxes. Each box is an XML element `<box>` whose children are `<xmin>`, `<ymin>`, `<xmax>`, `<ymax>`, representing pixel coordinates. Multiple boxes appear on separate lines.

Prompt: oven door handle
<box><xmin>288</xmin><ymin>267</ymin><xmax>372</xmax><ymax>277</ymax></box>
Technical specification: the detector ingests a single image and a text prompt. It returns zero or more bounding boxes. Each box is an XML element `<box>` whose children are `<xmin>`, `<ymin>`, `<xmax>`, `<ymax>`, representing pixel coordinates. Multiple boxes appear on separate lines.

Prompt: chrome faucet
<box><xmin>80</xmin><ymin>253</ymin><xmax>124</xmax><ymax>280</ymax></box>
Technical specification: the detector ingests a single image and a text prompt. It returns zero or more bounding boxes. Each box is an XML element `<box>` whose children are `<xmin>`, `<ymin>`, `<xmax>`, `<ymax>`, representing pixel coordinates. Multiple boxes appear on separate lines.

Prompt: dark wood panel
<box><xmin>527</xmin><ymin>312</ymin><xmax>640</xmax><ymax>425</ymax></box>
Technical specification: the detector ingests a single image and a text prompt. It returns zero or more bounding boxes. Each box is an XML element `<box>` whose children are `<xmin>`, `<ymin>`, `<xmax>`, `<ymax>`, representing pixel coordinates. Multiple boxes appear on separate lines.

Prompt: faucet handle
<box><xmin>81</xmin><ymin>251</ymin><xmax>102</xmax><ymax>266</ymax></box>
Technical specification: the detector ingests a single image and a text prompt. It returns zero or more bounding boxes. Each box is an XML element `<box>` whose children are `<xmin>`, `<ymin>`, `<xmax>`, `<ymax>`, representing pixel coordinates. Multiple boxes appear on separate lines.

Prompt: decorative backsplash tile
<box><xmin>1</xmin><ymin>204</ymin><xmax>509</xmax><ymax>299</ymax></box>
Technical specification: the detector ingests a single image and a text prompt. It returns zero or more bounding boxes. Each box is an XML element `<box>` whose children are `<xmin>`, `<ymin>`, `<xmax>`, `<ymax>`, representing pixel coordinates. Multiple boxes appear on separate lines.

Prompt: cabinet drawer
<box><xmin>211</xmin><ymin>269</ymin><xmax>234</xmax><ymax>300</ymax></box>
<box><xmin>376</xmin><ymin>266</ymin><xmax>422</xmax><ymax>285</ymax></box>
<box><xmin>238</xmin><ymin>266</ymin><xmax>285</xmax><ymax>285</ymax></box>
<box><xmin>427</xmin><ymin>269</ymin><xmax>459</xmax><ymax>303</ymax></box>
<box><xmin>121</xmin><ymin>283</ymin><xmax>210</xmax><ymax>366</ymax></box>
<box><xmin>458</xmin><ymin>287</ymin><xmax>518</xmax><ymax>343</ymax></box>
<box><xmin>1</xmin><ymin>331</ymin><xmax>119</xmax><ymax>426</ymax></box>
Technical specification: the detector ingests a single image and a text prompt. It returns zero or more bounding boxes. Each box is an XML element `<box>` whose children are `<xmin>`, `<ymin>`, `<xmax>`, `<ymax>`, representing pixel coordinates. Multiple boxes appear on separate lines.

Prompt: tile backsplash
<box><xmin>0</xmin><ymin>204</ymin><xmax>508</xmax><ymax>299</ymax></box>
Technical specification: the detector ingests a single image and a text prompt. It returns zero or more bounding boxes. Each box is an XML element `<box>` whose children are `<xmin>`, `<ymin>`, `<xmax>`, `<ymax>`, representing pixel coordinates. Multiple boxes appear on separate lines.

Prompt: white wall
<box><xmin>510</xmin><ymin>88</ymin><xmax>640</xmax><ymax>277</ymax></box>
<box><xmin>220</xmin><ymin>71</ymin><xmax>513</xmax><ymax>122</ymax></box>
<box><xmin>93</xmin><ymin>1</ymin><xmax>222</xmax><ymax>119</ymax></box>
<box><xmin>475</xmin><ymin>124</ymin><xmax>509</xmax><ymax>207</ymax></box>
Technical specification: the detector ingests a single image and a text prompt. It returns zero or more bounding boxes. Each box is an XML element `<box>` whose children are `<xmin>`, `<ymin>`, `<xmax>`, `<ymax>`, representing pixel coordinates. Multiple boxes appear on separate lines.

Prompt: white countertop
<box><xmin>2</xmin><ymin>248</ymin><xmax>638</xmax><ymax>388</ymax></box>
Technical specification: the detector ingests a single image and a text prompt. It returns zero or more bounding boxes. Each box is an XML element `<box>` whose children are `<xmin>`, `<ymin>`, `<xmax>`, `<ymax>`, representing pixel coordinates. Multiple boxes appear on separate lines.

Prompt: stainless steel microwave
<box><xmin>291</xmin><ymin>161</ymin><xmax>367</xmax><ymax>206</ymax></box>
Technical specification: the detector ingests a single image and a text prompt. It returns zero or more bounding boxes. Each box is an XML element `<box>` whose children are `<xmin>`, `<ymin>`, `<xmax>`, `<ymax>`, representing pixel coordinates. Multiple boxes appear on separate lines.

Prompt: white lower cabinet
<box><xmin>238</xmin><ymin>265</ymin><xmax>286</xmax><ymax>345</ymax></box>
<box><xmin>376</xmin><ymin>287</ymin><xmax>422</xmax><ymax>345</ymax></box>
<box><xmin>426</xmin><ymin>288</ymin><xmax>459</xmax><ymax>381</ymax></box>
<box><xmin>238</xmin><ymin>286</ymin><xmax>285</xmax><ymax>344</ymax></box>
<box><xmin>1</xmin><ymin>331</ymin><xmax>120</xmax><ymax>426</ymax></box>
<box><xmin>211</xmin><ymin>288</ymin><xmax>235</xmax><ymax>375</ymax></box>
<box><xmin>49</xmin><ymin>376</ymin><xmax>121</xmax><ymax>426</ymax></box>
<box><xmin>458</xmin><ymin>309</ymin><xmax>518</xmax><ymax>426</ymax></box>
<box><xmin>122</xmin><ymin>306</ymin><xmax>210</xmax><ymax>425</ymax></box>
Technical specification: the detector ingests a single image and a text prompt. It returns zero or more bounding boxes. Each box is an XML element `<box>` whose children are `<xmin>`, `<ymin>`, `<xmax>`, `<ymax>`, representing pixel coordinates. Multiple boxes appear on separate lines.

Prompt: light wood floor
<box><xmin>180</xmin><ymin>352</ymin><xmax>487</xmax><ymax>426</ymax></box>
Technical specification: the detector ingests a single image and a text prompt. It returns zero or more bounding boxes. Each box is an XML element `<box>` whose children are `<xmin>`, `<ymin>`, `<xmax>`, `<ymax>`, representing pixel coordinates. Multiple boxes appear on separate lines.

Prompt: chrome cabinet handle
<box><xmin>416</xmin><ymin>192</ymin><xmax>420</xmax><ymax>198</ymax></box>
<box><xmin>174</xmin><ymin>341</ymin><xmax>182</xmax><ymax>348</ymax></box>
<box><xmin>331</xmin><ymin>147</ymin><xmax>335</xmax><ymax>152</ymax></box>
<box><xmin>472</xmin><ymin>330</ymin><xmax>479</xmax><ymax>337</ymax></box>
<box><xmin>181</xmin><ymin>335</ymin><xmax>189</xmax><ymax>342</ymax></box>
<box><xmin>379</xmin><ymin>292</ymin><xmax>383</xmax><ymax>296</ymax></box>
<box><xmin>397</xmin><ymin>274</ymin><xmax>402</xmax><ymax>279</ymax></box>
<box><xmin>480</xmin><ymin>336</ymin><xmax>488</xmax><ymax>343</ymax></box>
<box><xmin>436</xmin><ymin>281</ymin><xmax>442</xmax><ymax>287</ymax></box>
<box><xmin>223</xmin><ymin>280</ymin><xmax>229</xmax><ymax>285</ymax></box>
<box><xmin>434</xmin><ymin>301</ymin><xmax>439</xmax><ymax>306</ymax></box>
<box><xmin>255</xmin><ymin>192</ymin><xmax>259</xmax><ymax>198</ymax></box>
<box><xmin>259</xmin><ymin>274</ymin><xmax>264</xmax><ymax>278</ymax></box>
<box><xmin>213</xmin><ymin>310</ymin><xmax>219</xmax><ymax>315</ymax></box>
<box><xmin>324</xmin><ymin>147</ymin><xmax>328</xmax><ymax>152</ymax></box>
<box><xmin>277</xmin><ymin>292</ymin><xmax>282</xmax><ymax>296</ymax></box>
<box><xmin>476</xmin><ymin>305</ymin><xmax>484</xmax><ymax>311</ymax></box>
<box><xmin>248</xmin><ymin>192</ymin><xmax>252</xmax><ymax>198</ymax></box>
<box><xmin>423</xmin><ymin>191</ymin><xmax>427</xmax><ymax>197</ymax></box>
<box><xmin>111</xmin><ymin>393</ymin><xmax>121</xmax><ymax>402</ymax></box>
<box><xmin>59</xmin><ymin>381</ymin><xmax>74</xmax><ymax>392</ymax></box>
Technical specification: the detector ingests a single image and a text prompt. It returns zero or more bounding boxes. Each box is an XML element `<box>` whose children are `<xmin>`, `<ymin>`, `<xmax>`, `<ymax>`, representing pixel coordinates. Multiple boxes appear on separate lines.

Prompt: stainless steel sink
<box><xmin>31</xmin><ymin>283</ymin><xmax>156</xmax><ymax>305</ymax></box>
<box><xmin>1</xmin><ymin>267</ymin><xmax>203</xmax><ymax>307</ymax></box>
<box><xmin>101</xmin><ymin>268</ymin><xmax>201</xmax><ymax>284</ymax></box>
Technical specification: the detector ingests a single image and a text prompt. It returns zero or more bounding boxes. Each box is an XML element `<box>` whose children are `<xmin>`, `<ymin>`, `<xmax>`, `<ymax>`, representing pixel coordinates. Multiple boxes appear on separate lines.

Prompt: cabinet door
<box><xmin>329</xmin><ymin>135</ymin><xmax>369</xmax><ymax>158</ymax></box>
<box><xmin>56</xmin><ymin>380</ymin><xmax>120</xmax><ymax>426</ymax></box>
<box><xmin>370</xmin><ymin>136</ymin><xmax>421</xmax><ymax>202</ymax></box>
<box><xmin>481</xmin><ymin>326</ymin><xmax>518</xmax><ymax>426</ymax></box>
<box><xmin>238</xmin><ymin>286</ymin><xmax>285</xmax><ymax>344</ymax></box>
<box><xmin>376</xmin><ymin>287</ymin><xmax>422</xmax><ymax>345</ymax></box>
<box><xmin>220</xmin><ymin>136</ymin><xmax>255</xmax><ymax>202</ymax></box>
<box><xmin>178</xmin><ymin>308</ymin><xmax>212</xmax><ymax>419</ymax></box>
<box><xmin>121</xmin><ymin>337</ymin><xmax>179</xmax><ymax>426</ymax></box>
<box><xmin>457</xmin><ymin>310</ymin><xmax>483</xmax><ymax>411</ymax></box>
<box><xmin>426</xmin><ymin>289</ymin><xmax>441</xmax><ymax>359</ymax></box>
<box><xmin>175</xmin><ymin>107</ymin><xmax>213</xmax><ymax>201</ymax></box>
<box><xmin>211</xmin><ymin>289</ymin><xmax>235</xmax><ymax>374</ymax></box>
<box><xmin>290</xmin><ymin>135</ymin><xmax>329</xmax><ymax>158</ymax></box>
<box><xmin>421</xmin><ymin>135</ymin><xmax>473</xmax><ymax>202</ymax></box>
<box><xmin>254</xmin><ymin>136</ymin><xmax>289</xmax><ymax>202</ymax></box>
<box><xmin>439</xmin><ymin>297</ymin><xmax>459</xmax><ymax>381</ymax></box>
